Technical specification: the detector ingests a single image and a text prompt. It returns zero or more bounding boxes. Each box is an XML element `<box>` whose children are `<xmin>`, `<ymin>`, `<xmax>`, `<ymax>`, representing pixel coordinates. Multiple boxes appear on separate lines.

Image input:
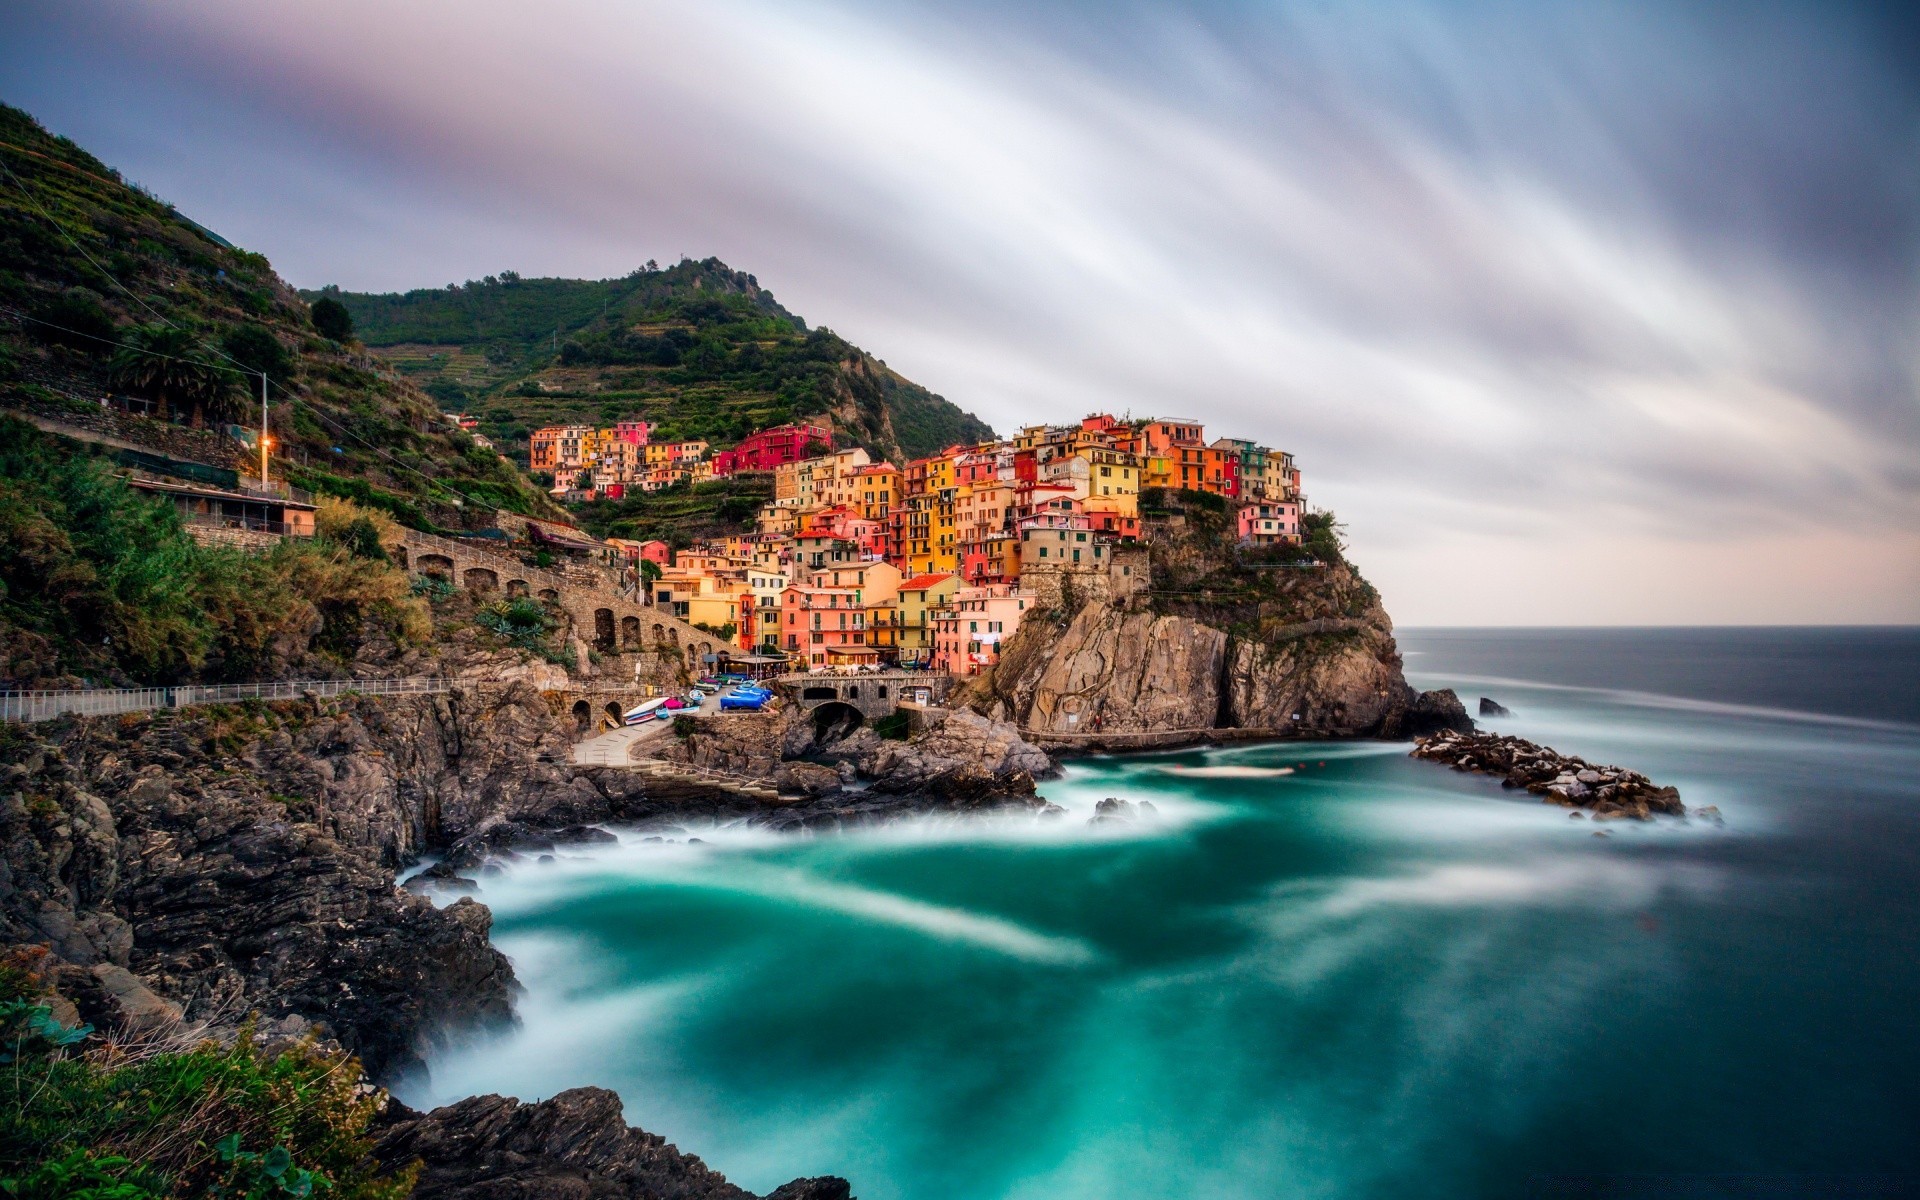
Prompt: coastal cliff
<box><xmin>967</xmin><ymin>492</ymin><xmax>1468</xmax><ymax>741</ymax></box>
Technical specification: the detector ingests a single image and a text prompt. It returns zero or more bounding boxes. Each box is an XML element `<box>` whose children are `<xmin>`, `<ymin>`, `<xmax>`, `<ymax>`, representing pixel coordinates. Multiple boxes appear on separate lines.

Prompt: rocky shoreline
<box><xmin>1410</xmin><ymin>729</ymin><xmax>1695</xmax><ymax>821</ymax></box>
<box><xmin>0</xmin><ymin>684</ymin><xmax>1075</xmax><ymax>1200</ymax></box>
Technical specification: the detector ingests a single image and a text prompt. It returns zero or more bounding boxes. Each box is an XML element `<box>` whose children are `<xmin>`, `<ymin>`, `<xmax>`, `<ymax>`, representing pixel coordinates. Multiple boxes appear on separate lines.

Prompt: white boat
<box><xmin>624</xmin><ymin>698</ymin><xmax>669</xmax><ymax>725</ymax></box>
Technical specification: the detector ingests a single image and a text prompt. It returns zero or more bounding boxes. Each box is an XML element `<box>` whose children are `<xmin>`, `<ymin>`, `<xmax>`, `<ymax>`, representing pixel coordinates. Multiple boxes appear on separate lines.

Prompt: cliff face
<box><xmin>0</xmin><ymin>684</ymin><xmax>588</xmax><ymax>1079</ymax></box>
<box><xmin>969</xmin><ymin>496</ymin><xmax>1468</xmax><ymax>740</ymax></box>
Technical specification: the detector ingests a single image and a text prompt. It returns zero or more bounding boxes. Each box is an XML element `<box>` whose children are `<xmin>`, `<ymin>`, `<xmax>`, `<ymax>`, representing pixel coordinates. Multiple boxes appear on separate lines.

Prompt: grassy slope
<box><xmin>311</xmin><ymin>260</ymin><xmax>997</xmax><ymax>466</ymax></box>
<box><xmin>0</xmin><ymin>103</ymin><xmax>563</xmax><ymax>530</ymax></box>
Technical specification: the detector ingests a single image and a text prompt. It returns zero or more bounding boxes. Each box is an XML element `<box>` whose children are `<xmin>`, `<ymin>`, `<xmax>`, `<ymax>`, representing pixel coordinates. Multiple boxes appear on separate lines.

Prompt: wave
<box><xmin>1151</xmin><ymin>765</ymin><xmax>1295</xmax><ymax>779</ymax></box>
<box><xmin>1411</xmin><ymin>671</ymin><xmax>1920</xmax><ymax>735</ymax></box>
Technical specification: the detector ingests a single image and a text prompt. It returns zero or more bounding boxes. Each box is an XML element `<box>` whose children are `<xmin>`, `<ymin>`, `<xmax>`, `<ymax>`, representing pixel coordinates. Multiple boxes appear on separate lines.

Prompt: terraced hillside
<box><xmin>0</xmin><ymin>104</ymin><xmax>561</xmax><ymax>531</ymax></box>
<box><xmin>311</xmin><ymin>259</ymin><xmax>997</xmax><ymax>466</ymax></box>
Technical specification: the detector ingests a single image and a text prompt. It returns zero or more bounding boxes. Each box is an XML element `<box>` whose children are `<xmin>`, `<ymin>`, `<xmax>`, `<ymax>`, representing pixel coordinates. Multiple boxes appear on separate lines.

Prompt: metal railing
<box><xmin>0</xmin><ymin>676</ymin><xmax>453</xmax><ymax>723</ymax></box>
<box><xmin>181</xmin><ymin>512</ymin><xmax>307</xmax><ymax>537</ymax></box>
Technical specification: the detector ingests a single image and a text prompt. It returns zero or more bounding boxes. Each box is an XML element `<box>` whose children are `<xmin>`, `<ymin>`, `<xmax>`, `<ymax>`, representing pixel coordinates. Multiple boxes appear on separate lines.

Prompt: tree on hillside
<box><xmin>221</xmin><ymin>324</ymin><xmax>292</xmax><ymax>386</ymax></box>
<box><xmin>110</xmin><ymin>325</ymin><xmax>239</xmax><ymax>426</ymax></box>
<box><xmin>310</xmin><ymin>295</ymin><xmax>354</xmax><ymax>341</ymax></box>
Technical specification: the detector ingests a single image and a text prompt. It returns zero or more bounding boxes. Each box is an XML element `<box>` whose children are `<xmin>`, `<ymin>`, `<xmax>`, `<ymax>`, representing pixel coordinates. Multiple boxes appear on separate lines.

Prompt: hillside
<box><xmin>309</xmin><ymin>260</ymin><xmax>996</xmax><ymax>465</ymax></box>
<box><xmin>0</xmin><ymin>105</ymin><xmax>564</xmax><ymax>532</ymax></box>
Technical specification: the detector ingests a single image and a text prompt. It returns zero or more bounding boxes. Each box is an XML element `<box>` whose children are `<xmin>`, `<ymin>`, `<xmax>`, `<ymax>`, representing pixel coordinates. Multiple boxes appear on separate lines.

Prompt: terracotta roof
<box><xmin>899</xmin><ymin>573</ymin><xmax>956</xmax><ymax>591</ymax></box>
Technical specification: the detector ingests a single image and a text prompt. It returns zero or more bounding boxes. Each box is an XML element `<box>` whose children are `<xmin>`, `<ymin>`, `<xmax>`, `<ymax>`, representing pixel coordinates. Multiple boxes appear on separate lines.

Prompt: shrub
<box><xmin>33</xmin><ymin>288</ymin><xmax>117</xmax><ymax>354</ymax></box>
<box><xmin>0</xmin><ymin>965</ymin><xmax>415</xmax><ymax>1200</ymax></box>
<box><xmin>0</xmin><ymin>418</ymin><xmax>427</xmax><ymax>683</ymax></box>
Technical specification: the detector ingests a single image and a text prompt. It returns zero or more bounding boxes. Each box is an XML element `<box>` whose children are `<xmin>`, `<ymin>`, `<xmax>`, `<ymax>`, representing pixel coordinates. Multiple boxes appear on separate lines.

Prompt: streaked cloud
<box><xmin>3</xmin><ymin>0</ymin><xmax>1915</xmax><ymax>622</ymax></box>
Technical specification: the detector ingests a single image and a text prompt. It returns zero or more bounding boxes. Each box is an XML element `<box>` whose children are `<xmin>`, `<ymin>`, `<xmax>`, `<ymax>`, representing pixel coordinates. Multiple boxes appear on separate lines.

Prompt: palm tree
<box><xmin>110</xmin><ymin>325</ymin><xmax>237</xmax><ymax>426</ymax></box>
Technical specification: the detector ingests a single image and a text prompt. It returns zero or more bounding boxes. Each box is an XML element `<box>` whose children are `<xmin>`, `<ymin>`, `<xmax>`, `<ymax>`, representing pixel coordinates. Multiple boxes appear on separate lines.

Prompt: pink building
<box><xmin>1238</xmin><ymin>501</ymin><xmax>1301</xmax><ymax>544</ymax></box>
<box><xmin>780</xmin><ymin>583</ymin><xmax>872</xmax><ymax>668</ymax></box>
<box><xmin>932</xmin><ymin>584</ymin><xmax>1031</xmax><ymax>675</ymax></box>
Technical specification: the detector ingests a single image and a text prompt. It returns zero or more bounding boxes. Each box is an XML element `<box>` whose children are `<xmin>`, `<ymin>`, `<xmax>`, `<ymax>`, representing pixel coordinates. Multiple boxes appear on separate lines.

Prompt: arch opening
<box><xmin>621</xmin><ymin>615</ymin><xmax>641</xmax><ymax>649</ymax></box>
<box><xmin>593</xmin><ymin>608</ymin><xmax>616</xmax><ymax>651</ymax></box>
<box><xmin>464</xmin><ymin>567</ymin><xmax>498</xmax><ymax>592</ymax></box>
<box><xmin>571</xmin><ymin>700</ymin><xmax>591</xmax><ymax>733</ymax></box>
<box><xmin>810</xmin><ymin>701</ymin><xmax>865</xmax><ymax>746</ymax></box>
<box><xmin>801</xmin><ymin>686</ymin><xmax>839</xmax><ymax>702</ymax></box>
<box><xmin>417</xmin><ymin>553</ymin><xmax>453</xmax><ymax>577</ymax></box>
<box><xmin>506</xmin><ymin>579</ymin><xmax>529</xmax><ymax>598</ymax></box>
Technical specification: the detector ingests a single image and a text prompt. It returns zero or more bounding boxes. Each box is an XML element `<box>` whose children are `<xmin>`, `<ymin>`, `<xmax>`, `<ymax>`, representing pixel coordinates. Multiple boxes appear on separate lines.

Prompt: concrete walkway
<box><xmin>570</xmin><ymin>719</ymin><xmax>669</xmax><ymax>766</ymax></box>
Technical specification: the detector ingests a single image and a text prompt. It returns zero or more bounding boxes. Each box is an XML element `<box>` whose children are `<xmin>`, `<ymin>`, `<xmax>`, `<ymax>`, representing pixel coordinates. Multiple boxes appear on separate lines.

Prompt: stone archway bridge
<box><xmin>774</xmin><ymin>673</ymin><xmax>955</xmax><ymax>721</ymax></box>
<box><xmin>392</xmin><ymin>530</ymin><xmax>732</xmax><ymax>679</ymax></box>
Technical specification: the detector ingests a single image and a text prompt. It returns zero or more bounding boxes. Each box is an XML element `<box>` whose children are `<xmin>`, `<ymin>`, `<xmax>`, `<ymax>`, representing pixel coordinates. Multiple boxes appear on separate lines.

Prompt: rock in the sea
<box><xmin>1410</xmin><ymin>730</ymin><xmax>1681</xmax><ymax>821</ymax></box>
<box><xmin>1478</xmin><ymin>696</ymin><xmax>1513</xmax><ymax>717</ymax></box>
<box><xmin>375</xmin><ymin>1087</ymin><xmax>851</xmax><ymax>1200</ymax></box>
<box><xmin>1407</xmin><ymin>688</ymin><xmax>1475</xmax><ymax>735</ymax></box>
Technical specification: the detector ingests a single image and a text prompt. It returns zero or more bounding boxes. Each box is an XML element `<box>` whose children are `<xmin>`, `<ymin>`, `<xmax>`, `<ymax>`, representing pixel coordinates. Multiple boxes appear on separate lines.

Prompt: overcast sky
<box><xmin>5</xmin><ymin>0</ymin><xmax>1917</xmax><ymax>625</ymax></box>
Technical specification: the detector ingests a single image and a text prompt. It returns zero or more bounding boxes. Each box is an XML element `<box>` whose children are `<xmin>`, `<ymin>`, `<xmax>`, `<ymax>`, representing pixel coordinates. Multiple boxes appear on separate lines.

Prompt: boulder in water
<box><xmin>1478</xmin><ymin>696</ymin><xmax>1513</xmax><ymax>717</ymax></box>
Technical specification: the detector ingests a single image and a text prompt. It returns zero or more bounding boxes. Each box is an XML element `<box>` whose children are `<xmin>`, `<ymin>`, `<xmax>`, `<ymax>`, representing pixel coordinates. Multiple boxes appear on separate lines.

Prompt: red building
<box><xmin>712</xmin><ymin>422</ymin><xmax>834</xmax><ymax>475</ymax></box>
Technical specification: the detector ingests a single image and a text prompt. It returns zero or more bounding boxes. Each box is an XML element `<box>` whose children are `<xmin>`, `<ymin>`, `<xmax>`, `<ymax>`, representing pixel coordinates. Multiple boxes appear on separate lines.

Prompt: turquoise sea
<box><xmin>402</xmin><ymin>628</ymin><xmax>1920</xmax><ymax>1199</ymax></box>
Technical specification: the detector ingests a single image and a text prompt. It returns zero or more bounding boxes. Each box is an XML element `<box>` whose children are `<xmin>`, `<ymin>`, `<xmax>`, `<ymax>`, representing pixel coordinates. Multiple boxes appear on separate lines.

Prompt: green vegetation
<box><xmin>0</xmin><ymin>102</ymin><xmax>559</xmax><ymax>528</ymax></box>
<box><xmin>0</xmin><ymin>417</ymin><xmax>428</xmax><ymax>686</ymax></box>
<box><xmin>573</xmin><ymin>472</ymin><xmax>774</xmax><ymax>547</ymax></box>
<box><xmin>307</xmin><ymin>296</ymin><xmax>353</xmax><ymax>343</ymax></box>
<box><xmin>0</xmin><ymin>951</ymin><xmax>415</xmax><ymax>1200</ymax></box>
<box><xmin>309</xmin><ymin>259</ymin><xmax>995</xmax><ymax>465</ymax></box>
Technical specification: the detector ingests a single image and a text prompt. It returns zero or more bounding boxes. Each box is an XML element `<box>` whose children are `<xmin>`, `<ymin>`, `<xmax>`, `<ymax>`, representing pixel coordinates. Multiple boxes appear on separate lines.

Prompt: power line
<box><xmin>0</xmin><ymin>158</ymin><xmax>522</xmax><ymax>519</ymax></box>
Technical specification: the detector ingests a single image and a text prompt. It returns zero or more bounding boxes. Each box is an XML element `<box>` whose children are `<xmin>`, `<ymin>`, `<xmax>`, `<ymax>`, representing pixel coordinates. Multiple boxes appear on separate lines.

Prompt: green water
<box><xmin>403</xmin><ymin>629</ymin><xmax>1920</xmax><ymax>1198</ymax></box>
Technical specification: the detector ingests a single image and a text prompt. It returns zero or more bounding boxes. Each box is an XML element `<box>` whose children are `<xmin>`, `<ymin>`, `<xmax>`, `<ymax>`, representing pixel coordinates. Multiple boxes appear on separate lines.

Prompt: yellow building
<box><xmin>853</xmin><ymin>463</ymin><xmax>900</xmax><ymax>523</ymax></box>
<box><xmin>895</xmin><ymin>572</ymin><xmax>960</xmax><ymax>666</ymax></box>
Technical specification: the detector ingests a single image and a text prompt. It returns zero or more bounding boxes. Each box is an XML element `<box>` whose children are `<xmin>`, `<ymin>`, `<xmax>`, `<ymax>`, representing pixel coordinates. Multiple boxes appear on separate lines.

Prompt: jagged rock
<box><xmin>774</xmin><ymin>762</ymin><xmax>843</xmax><ymax>797</ymax></box>
<box><xmin>375</xmin><ymin>1087</ymin><xmax>850</xmax><ymax>1200</ymax></box>
<box><xmin>1478</xmin><ymin>696</ymin><xmax>1513</xmax><ymax>717</ymax></box>
<box><xmin>1407</xmin><ymin>689</ymin><xmax>1475</xmax><ymax>735</ymax></box>
<box><xmin>86</xmin><ymin>962</ymin><xmax>182</xmax><ymax>1030</ymax></box>
<box><xmin>859</xmin><ymin>709</ymin><xmax>1055</xmax><ymax>802</ymax></box>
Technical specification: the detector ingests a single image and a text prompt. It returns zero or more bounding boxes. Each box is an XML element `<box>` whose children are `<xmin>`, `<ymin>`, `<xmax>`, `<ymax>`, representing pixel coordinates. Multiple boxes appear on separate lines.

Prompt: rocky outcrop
<box><xmin>649</xmin><ymin>705</ymin><xmax>1055</xmax><ymax>806</ymax></box>
<box><xmin>1478</xmin><ymin>696</ymin><xmax>1513</xmax><ymax>717</ymax></box>
<box><xmin>968</xmin><ymin>562</ymin><xmax>1470</xmax><ymax>742</ymax></box>
<box><xmin>375</xmin><ymin>1088</ymin><xmax>850</xmax><ymax>1200</ymax></box>
<box><xmin>1410</xmin><ymin>730</ymin><xmax>1685</xmax><ymax>820</ymax></box>
<box><xmin>999</xmin><ymin>605</ymin><xmax>1228</xmax><ymax>735</ymax></box>
<box><xmin>856</xmin><ymin>709</ymin><xmax>1055</xmax><ymax>801</ymax></box>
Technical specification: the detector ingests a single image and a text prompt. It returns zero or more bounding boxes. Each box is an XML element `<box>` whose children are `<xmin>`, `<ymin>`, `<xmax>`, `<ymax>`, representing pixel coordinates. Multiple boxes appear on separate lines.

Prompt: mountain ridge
<box><xmin>307</xmin><ymin>260</ymin><xmax>997</xmax><ymax>467</ymax></box>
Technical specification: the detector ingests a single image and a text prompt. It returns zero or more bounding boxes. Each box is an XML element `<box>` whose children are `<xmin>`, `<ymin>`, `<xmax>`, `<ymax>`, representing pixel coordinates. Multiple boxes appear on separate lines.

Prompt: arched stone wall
<box><xmin>465</xmin><ymin>567</ymin><xmax>498</xmax><ymax>592</ymax></box>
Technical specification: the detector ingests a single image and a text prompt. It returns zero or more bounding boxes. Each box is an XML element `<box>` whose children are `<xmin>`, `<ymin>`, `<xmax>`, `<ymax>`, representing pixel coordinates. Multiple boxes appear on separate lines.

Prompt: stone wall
<box><xmin>4</xmin><ymin>393</ymin><xmax>246</xmax><ymax>468</ymax></box>
<box><xmin>1019</xmin><ymin>543</ymin><xmax>1150</xmax><ymax>610</ymax></box>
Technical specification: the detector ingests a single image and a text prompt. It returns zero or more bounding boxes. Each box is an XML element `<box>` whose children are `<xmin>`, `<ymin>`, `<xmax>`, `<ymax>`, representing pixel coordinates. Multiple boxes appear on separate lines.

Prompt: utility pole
<box><xmin>259</xmin><ymin>372</ymin><xmax>270</xmax><ymax>488</ymax></box>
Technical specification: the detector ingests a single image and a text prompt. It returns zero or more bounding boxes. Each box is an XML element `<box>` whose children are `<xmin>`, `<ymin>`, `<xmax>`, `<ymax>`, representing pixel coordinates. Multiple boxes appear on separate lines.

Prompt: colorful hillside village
<box><xmin>526</xmin><ymin>415</ymin><xmax>1306</xmax><ymax>674</ymax></box>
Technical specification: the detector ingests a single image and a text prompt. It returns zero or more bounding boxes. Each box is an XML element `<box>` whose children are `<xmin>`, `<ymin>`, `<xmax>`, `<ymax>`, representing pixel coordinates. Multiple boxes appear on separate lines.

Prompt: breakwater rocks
<box><xmin>1411</xmin><ymin>730</ymin><xmax>1686</xmax><ymax>820</ymax></box>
